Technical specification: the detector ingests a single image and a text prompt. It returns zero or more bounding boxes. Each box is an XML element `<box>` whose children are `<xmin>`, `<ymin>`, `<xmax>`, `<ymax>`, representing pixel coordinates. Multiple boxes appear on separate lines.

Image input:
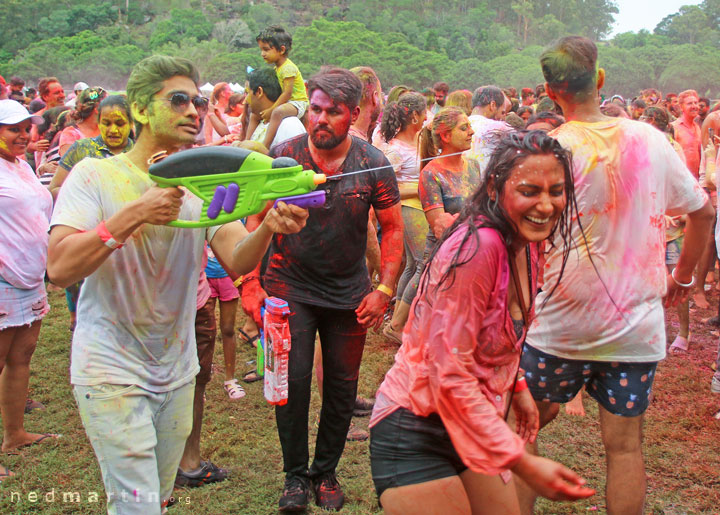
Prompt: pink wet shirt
<box><xmin>0</xmin><ymin>158</ymin><xmax>53</xmax><ymax>289</ymax></box>
<box><xmin>370</xmin><ymin>223</ymin><xmax>537</xmax><ymax>475</ymax></box>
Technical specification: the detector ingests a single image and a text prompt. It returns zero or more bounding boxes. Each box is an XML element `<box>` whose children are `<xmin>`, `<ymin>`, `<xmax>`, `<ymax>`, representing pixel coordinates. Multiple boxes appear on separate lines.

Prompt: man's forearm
<box><xmin>229</xmin><ymin>221</ymin><xmax>274</xmax><ymax>276</ymax></box>
<box><xmin>376</xmin><ymin>206</ymin><xmax>404</xmax><ymax>289</ymax></box>
<box><xmin>675</xmin><ymin>201</ymin><xmax>715</xmax><ymax>281</ymax></box>
<box><xmin>48</xmin><ymin>204</ymin><xmax>144</xmax><ymax>287</ymax></box>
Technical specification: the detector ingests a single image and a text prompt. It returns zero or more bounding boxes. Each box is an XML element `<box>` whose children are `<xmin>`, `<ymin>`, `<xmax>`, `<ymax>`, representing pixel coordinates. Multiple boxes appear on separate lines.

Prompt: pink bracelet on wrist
<box><xmin>96</xmin><ymin>221</ymin><xmax>124</xmax><ymax>250</ymax></box>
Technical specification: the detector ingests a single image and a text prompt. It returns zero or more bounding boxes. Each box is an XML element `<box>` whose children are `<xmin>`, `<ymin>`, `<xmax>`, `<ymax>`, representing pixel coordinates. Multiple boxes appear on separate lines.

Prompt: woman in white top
<box><xmin>379</xmin><ymin>92</ymin><xmax>429</xmax><ymax>343</ymax></box>
<box><xmin>0</xmin><ymin>100</ymin><xmax>58</xmax><ymax>479</ymax></box>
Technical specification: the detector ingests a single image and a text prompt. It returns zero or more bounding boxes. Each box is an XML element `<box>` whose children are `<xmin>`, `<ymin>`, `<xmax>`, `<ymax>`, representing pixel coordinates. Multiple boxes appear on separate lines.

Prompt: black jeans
<box><xmin>272</xmin><ymin>297</ymin><xmax>367</xmax><ymax>480</ymax></box>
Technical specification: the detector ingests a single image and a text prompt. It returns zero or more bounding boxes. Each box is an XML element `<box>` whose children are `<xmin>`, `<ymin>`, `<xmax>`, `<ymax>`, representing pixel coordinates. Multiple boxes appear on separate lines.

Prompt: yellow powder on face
<box><xmin>99</xmin><ymin>108</ymin><xmax>131</xmax><ymax>148</ymax></box>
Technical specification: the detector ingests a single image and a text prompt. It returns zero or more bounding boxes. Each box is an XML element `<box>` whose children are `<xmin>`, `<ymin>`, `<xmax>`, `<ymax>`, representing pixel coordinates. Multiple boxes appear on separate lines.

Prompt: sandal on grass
<box><xmin>669</xmin><ymin>335</ymin><xmax>689</xmax><ymax>354</ymax></box>
<box><xmin>4</xmin><ymin>433</ymin><xmax>61</xmax><ymax>454</ymax></box>
<box><xmin>242</xmin><ymin>370</ymin><xmax>263</xmax><ymax>383</ymax></box>
<box><xmin>238</xmin><ymin>329</ymin><xmax>260</xmax><ymax>348</ymax></box>
<box><xmin>382</xmin><ymin>323</ymin><xmax>402</xmax><ymax>345</ymax></box>
<box><xmin>223</xmin><ymin>379</ymin><xmax>246</xmax><ymax>400</ymax></box>
<box><xmin>0</xmin><ymin>465</ymin><xmax>13</xmax><ymax>482</ymax></box>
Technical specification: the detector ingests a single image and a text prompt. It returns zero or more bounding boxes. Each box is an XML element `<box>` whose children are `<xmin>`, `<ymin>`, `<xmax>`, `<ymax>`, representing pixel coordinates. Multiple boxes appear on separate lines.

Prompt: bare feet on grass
<box><xmin>694</xmin><ymin>291</ymin><xmax>710</xmax><ymax>310</ymax></box>
<box><xmin>564</xmin><ymin>391</ymin><xmax>586</xmax><ymax>416</ymax></box>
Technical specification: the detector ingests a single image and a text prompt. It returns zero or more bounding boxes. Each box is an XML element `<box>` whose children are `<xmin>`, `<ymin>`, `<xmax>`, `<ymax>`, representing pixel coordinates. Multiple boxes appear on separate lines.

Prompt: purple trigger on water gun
<box><xmin>223</xmin><ymin>183</ymin><xmax>240</xmax><ymax>213</ymax></box>
<box><xmin>207</xmin><ymin>185</ymin><xmax>226</xmax><ymax>219</ymax></box>
<box><xmin>274</xmin><ymin>190</ymin><xmax>326</xmax><ymax>209</ymax></box>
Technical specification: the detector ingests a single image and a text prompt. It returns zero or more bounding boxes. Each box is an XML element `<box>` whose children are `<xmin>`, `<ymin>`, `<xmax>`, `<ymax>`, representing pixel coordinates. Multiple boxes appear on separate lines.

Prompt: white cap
<box><xmin>74</xmin><ymin>81</ymin><xmax>89</xmax><ymax>92</ymax></box>
<box><xmin>0</xmin><ymin>99</ymin><xmax>43</xmax><ymax>125</ymax></box>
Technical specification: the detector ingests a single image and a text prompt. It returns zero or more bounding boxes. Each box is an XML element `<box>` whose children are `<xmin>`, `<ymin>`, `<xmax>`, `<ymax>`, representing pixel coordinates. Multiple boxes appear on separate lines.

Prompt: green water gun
<box><xmin>148</xmin><ymin>146</ymin><xmax>327</xmax><ymax>228</ymax></box>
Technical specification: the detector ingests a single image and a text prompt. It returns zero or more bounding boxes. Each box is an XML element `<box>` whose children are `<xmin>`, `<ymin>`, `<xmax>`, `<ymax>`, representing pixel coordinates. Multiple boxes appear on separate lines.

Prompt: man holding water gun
<box><xmin>242</xmin><ymin>67</ymin><xmax>403</xmax><ymax>512</ymax></box>
<box><xmin>46</xmin><ymin>55</ymin><xmax>308</xmax><ymax>515</ymax></box>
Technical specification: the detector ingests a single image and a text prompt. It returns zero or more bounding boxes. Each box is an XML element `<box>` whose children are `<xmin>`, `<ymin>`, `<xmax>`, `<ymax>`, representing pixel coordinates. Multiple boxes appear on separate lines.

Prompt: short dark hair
<box><xmin>517</xmin><ymin>106</ymin><xmax>534</xmax><ymax>117</ymax></box>
<box><xmin>307</xmin><ymin>68</ymin><xmax>362</xmax><ymax>111</ymax></box>
<box><xmin>433</xmin><ymin>82</ymin><xmax>449</xmax><ymax>94</ymax></box>
<box><xmin>256</xmin><ymin>25</ymin><xmax>292</xmax><ymax>55</ymax></box>
<box><xmin>97</xmin><ymin>95</ymin><xmax>132</xmax><ymax>123</ymax></box>
<box><xmin>540</xmin><ymin>36</ymin><xmax>598</xmax><ymax>101</ymax></box>
<box><xmin>9</xmin><ymin>76</ymin><xmax>24</xmax><ymax>87</ymax></box>
<box><xmin>644</xmin><ymin>106</ymin><xmax>670</xmax><ymax>132</ymax></box>
<box><xmin>525</xmin><ymin>111</ymin><xmax>565</xmax><ymax>130</ymax></box>
<box><xmin>472</xmin><ymin>86</ymin><xmax>504</xmax><ymax>109</ymax></box>
<box><xmin>631</xmin><ymin>98</ymin><xmax>646</xmax><ymax>109</ymax></box>
<box><xmin>699</xmin><ymin>97</ymin><xmax>710</xmax><ymax>106</ymax></box>
<box><xmin>248</xmin><ymin>67</ymin><xmax>282</xmax><ymax>102</ymax></box>
<box><xmin>126</xmin><ymin>55</ymin><xmax>199</xmax><ymax>133</ymax></box>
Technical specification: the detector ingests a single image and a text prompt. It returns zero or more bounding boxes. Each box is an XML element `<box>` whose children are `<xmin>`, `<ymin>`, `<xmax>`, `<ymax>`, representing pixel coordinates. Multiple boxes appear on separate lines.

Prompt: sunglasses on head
<box><xmin>161</xmin><ymin>92</ymin><xmax>209</xmax><ymax>113</ymax></box>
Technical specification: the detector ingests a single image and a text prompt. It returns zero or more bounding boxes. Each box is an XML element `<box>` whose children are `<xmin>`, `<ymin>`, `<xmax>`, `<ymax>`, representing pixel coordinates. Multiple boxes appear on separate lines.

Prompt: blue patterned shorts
<box><xmin>521</xmin><ymin>344</ymin><xmax>658</xmax><ymax>417</ymax></box>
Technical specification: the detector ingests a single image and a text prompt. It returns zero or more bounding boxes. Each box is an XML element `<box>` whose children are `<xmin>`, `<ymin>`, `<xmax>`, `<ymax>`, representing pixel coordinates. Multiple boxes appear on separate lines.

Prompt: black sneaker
<box><xmin>353</xmin><ymin>396</ymin><xmax>375</xmax><ymax>417</ymax></box>
<box><xmin>312</xmin><ymin>473</ymin><xmax>344</xmax><ymax>511</ymax></box>
<box><xmin>174</xmin><ymin>460</ymin><xmax>228</xmax><ymax>488</ymax></box>
<box><xmin>279</xmin><ymin>476</ymin><xmax>310</xmax><ymax>512</ymax></box>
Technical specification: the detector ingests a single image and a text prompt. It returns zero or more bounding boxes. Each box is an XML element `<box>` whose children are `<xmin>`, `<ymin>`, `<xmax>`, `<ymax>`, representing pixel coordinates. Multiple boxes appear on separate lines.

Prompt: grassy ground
<box><xmin>3</xmin><ymin>286</ymin><xmax>720</xmax><ymax>514</ymax></box>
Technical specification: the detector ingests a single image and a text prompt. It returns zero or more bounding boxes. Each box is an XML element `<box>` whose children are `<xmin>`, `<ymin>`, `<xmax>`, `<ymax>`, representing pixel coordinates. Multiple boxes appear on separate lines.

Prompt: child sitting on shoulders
<box><xmin>246</xmin><ymin>25</ymin><xmax>308</xmax><ymax>149</ymax></box>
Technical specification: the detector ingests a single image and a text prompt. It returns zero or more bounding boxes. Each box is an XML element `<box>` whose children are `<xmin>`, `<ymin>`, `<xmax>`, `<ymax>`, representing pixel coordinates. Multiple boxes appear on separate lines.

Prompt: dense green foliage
<box><xmin>1</xmin><ymin>0</ymin><xmax>719</xmax><ymax>97</ymax></box>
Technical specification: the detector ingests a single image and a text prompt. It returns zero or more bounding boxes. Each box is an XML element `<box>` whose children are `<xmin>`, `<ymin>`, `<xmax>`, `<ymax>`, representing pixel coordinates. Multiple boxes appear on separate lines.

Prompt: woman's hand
<box><xmin>512</xmin><ymin>453</ymin><xmax>595</xmax><ymax>501</ymax></box>
<box><xmin>511</xmin><ymin>388</ymin><xmax>539</xmax><ymax>443</ymax></box>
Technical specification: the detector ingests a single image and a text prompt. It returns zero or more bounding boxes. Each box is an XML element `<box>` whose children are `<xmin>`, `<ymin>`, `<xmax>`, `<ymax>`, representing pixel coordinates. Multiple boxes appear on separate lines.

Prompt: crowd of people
<box><xmin>0</xmin><ymin>27</ymin><xmax>717</xmax><ymax>515</ymax></box>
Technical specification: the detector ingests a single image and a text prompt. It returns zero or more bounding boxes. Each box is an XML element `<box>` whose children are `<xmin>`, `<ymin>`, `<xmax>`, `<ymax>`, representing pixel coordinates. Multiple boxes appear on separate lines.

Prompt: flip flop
<box><xmin>238</xmin><ymin>329</ymin><xmax>260</xmax><ymax>348</ymax></box>
<box><xmin>242</xmin><ymin>370</ymin><xmax>263</xmax><ymax>383</ymax></box>
<box><xmin>0</xmin><ymin>465</ymin><xmax>13</xmax><ymax>482</ymax></box>
<box><xmin>669</xmin><ymin>336</ymin><xmax>689</xmax><ymax>355</ymax></box>
<box><xmin>4</xmin><ymin>433</ymin><xmax>61</xmax><ymax>454</ymax></box>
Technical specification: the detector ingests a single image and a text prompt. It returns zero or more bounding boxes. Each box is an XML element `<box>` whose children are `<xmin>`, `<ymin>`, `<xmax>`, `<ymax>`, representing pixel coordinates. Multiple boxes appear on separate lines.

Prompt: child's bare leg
<box><xmin>565</xmin><ymin>387</ymin><xmax>586</xmax><ymax>416</ymax></box>
<box><xmin>245</xmin><ymin>110</ymin><xmax>262</xmax><ymax>140</ymax></box>
<box><xmin>262</xmin><ymin>103</ymin><xmax>298</xmax><ymax>149</ymax></box>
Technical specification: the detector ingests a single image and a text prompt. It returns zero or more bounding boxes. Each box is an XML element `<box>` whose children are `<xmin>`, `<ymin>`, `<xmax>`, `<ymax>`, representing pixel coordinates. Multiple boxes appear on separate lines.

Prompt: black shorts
<box><xmin>370</xmin><ymin>408</ymin><xmax>467</xmax><ymax>500</ymax></box>
<box><xmin>521</xmin><ymin>344</ymin><xmax>658</xmax><ymax>417</ymax></box>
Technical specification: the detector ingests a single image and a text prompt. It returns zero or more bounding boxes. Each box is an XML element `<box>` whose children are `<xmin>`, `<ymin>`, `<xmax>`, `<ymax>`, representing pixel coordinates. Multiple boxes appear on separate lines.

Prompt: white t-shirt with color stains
<box><xmin>527</xmin><ymin>118</ymin><xmax>707</xmax><ymax>362</ymax></box>
<box><xmin>51</xmin><ymin>154</ymin><xmax>221</xmax><ymax>391</ymax></box>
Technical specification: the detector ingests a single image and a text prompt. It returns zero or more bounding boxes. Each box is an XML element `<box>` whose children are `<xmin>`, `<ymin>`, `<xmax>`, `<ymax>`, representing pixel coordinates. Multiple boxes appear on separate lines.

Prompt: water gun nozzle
<box><xmin>313</xmin><ymin>174</ymin><xmax>327</xmax><ymax>185</ymax></box>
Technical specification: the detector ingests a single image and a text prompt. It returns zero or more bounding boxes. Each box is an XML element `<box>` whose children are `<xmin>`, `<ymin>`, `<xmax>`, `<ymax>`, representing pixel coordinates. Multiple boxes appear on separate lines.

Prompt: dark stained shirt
<box><xmin>265</xmin><ymin>135</ymin><xmax>400</xmax><ymax>309</ymax></box>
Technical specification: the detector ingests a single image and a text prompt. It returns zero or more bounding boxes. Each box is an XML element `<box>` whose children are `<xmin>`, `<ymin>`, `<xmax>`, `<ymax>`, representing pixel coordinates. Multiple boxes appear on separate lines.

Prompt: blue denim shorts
<box><xmin>370</xmin><ymin>408</ymin><xmax>467</xmax><ymax>500</ymax></box>
<box><xmin>521</xmin><ymin>344</ymin><xmax>658</xmax><ymax>417</ymax></box>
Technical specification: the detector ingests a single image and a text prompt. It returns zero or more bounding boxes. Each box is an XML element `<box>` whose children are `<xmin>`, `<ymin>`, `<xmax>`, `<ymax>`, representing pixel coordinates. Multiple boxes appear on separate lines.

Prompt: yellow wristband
<box><xmin>233</xmin><ymin>276</ymin><xmax>244</xmax><ymax>288</ymax></box>
<box><xmin>376</xmin><ymin>284</ymin><xmax>393</xmax><ymax>297</ymax></box>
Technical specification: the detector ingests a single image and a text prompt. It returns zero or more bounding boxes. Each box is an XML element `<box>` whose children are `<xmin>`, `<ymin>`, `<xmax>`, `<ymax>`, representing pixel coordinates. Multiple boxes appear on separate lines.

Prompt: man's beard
<box><xmin>310</xmin><ymin>126</ymin><xmax>347</xmax><ymax>149</ymax></box>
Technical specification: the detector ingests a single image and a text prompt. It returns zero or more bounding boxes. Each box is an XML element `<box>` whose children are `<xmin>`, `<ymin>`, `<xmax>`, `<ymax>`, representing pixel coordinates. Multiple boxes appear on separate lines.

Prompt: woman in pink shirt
<box><xmin>369</xmin><ymin>131</ymin><xmax>595</xmax><ymax>513</ymax></box>
<box><xmin>0</xmin><ymin>100</ymin><xmax>57</xmax><ymax>481</ymax></box>
<box><xmin>57</xmin><ymin>87</ymin><xmax>106</xmax><ymax>157</ymax></box>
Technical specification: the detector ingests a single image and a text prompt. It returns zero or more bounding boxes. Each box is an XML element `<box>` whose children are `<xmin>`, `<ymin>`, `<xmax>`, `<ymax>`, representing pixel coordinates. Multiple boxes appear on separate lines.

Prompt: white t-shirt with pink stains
<box><xmin>0</xmin><ymin>158</ymin><xmax>53</xmax><ymax>289</ymax></box>
<box><xmin>51</xmin><ymin>154</ymin><xmax>221</xmax><ymax>392</ymax></box>
<box><xmin>527</xmin><ymin>118</ymin><xmax>707</xmax><ymax>362</ymax></box>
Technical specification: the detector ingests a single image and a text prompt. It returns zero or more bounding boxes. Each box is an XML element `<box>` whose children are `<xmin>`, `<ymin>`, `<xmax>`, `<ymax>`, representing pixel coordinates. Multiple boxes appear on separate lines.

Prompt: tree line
<box><xmin>1</xmin><ymin>0</ymin><xmax>719</xmax><ymax>98</ymax></box>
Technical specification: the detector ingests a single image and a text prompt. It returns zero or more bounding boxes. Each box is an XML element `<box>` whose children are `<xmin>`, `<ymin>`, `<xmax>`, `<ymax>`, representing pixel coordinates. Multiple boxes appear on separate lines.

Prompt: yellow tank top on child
<box><xmin>276</xmin><ymin>59</ymin><xmax>308</xmax><ymax>103</ymax></box>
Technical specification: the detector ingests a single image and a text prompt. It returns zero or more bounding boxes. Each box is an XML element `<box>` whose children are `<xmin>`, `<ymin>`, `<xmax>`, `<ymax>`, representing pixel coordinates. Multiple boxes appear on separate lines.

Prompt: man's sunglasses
<box><xmin>160</xmin><ymin>93</ymin><xmax>209</xmax><ymax>113</ymax></box>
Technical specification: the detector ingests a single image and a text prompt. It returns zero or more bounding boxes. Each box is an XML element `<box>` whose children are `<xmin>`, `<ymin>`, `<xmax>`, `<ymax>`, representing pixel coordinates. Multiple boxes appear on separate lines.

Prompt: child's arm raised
<box><xmin>260</xmin><ymin>76</ymin><xmax>295</xmax><ymax>123</ymax></box>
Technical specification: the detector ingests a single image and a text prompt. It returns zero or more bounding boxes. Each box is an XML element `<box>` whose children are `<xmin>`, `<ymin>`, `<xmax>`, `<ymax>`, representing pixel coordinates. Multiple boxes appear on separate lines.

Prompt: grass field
<box><xmin>3</xmin><ymin>287</ymin><xmax>720</xmax><ymax>514</ymax></box>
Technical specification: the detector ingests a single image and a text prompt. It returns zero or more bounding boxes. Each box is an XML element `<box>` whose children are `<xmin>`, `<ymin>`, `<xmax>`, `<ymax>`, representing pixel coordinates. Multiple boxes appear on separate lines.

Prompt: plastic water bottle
<box><xmin>263</xmin><ymin>297</ymin><xmax>292</xmax><ymax>405</ymax></box>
